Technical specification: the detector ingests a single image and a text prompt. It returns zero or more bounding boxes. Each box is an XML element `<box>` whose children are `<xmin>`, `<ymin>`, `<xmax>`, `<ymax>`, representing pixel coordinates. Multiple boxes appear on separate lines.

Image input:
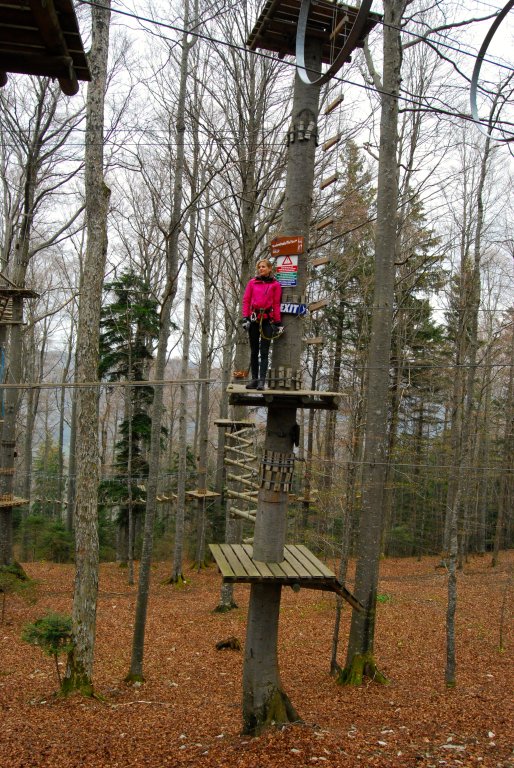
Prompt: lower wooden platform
<box><xmin>209</xmin><ymin>542</ymin><xmax>361</xmax><ymax>610</ymax></box>
<box><xmin>227</xmin><ymin>383</ymin><xmax>340</xmax><ymax>411</ymax></box>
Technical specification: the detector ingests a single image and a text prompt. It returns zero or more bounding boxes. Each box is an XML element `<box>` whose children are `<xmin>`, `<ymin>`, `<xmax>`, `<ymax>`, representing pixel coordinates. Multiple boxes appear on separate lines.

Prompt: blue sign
<box><xmin>281</xmin><ymin>303</ymin><xmax>308</xmax><ymax>316</ymax></box>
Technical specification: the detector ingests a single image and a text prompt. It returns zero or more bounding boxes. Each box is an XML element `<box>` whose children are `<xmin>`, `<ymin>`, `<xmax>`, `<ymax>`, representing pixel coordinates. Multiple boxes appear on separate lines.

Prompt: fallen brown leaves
<box><xmin>0</xmin><ymin>553</ymin><xmax>512</xmax><ymax>767</ymax></box>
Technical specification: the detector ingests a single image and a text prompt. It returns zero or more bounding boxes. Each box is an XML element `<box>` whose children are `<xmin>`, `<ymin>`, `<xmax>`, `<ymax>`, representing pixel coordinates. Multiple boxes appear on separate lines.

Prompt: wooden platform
<box><xmin>246</xmin><ymin>0</ymin><xmax>381</xmax><ymax>64</ymax></box>
<box><xmin>209</xmin><ymin>543</ymin><xmax>361</xmax><ymax>610</ymax></box>
<box><xmin>0</xmin><ymin>495</ymin><xmax>28</xmax><ymax>508</ymax></box>
<box><xmin>227</xmin><ymin>383</ymin><xmax>340</xmax><ymax>411</ymax></box>
<box><xmin>186</xmin><ymin>489</ymin><xmax>221</xmax><ymax>500</ymax></box>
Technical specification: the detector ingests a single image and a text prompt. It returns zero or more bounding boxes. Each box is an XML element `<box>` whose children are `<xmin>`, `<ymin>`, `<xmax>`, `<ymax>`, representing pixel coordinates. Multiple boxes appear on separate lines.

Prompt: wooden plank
<box><xmin>266</xmin><ymin>561</ymin><xmax>290</xmax><ymax>578</ymax></box>
<box><xmin>242</xmin><ymin>545</ymin><xmax>275</xmax><ymax>578</ymax></box>
<box><xmin>186</xmin><ymin>489</ymin><xmax>220</xmax><ymax>498</ymax></box>
<box><xmin>286</xmin><ymin>545</ymin><xmax>326</xmax><ymax>578</ymax></box>
<box><xmin>271</xmin><ymin>556</ymin><xmax>300</xmax><ymax>580</ymax></box>
<box><xmin>295</xmin><ymin>544</ymin><xmax>336</xmax><ymax>579</ymax></box>
<box><xmin>282</xmin><ymin>546</ymin><xmax>314</xmax><ymax>579</ymax></box>
<box><xmin>231</xmin><ymin>545</ymin><xmax>262</xmax><ymax>578</ymax></box>
<box><xmin>209</xmin><ymin>544</ymin><xmax>235</xmax><ymax>579</ymax></box>
<box><xmin>303</xmin><ymin>337</ymin><xmax>324</xmax><ymax>345</ymax></box>
<box><xmin>330</xmin><ymin>15</ymin><xmax>350</xmax><ymax>41</ymax></box>
<box><xmin>219</xmin><ymin>543</ymin><xmax>251</xmax><ymax>578</ymax></box>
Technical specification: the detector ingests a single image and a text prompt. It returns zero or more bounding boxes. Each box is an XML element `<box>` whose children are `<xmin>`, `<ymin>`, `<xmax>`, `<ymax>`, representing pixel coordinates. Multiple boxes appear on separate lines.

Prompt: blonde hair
<box><xmin>256</xmin><ymin>258</ymin><xmax>274</xmax><ymax>272</ymax></box>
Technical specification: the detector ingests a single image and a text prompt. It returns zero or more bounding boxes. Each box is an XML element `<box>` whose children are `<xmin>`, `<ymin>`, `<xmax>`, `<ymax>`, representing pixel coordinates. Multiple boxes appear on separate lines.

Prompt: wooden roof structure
<box><xmin>247</xmin><ymin>0</ymin><xmax>381</xmax><ymax>63</ymax></box>
<box><xmin>0</xmin><ymin>0</ymin><xmax>90</xmax><ymax>95</ymax></box>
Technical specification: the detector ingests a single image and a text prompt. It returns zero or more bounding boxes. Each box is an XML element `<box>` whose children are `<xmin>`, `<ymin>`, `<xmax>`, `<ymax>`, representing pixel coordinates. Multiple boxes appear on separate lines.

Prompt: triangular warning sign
<box><xmin>282</xmin><ymin>255</ymin><xmax>294</xmax><ymax>265</ymax></box>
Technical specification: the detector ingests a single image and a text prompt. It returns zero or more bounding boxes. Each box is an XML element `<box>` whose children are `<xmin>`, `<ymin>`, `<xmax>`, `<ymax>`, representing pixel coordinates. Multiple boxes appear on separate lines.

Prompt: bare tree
<box><xmin>62</xmin><ymin>0</ymin><xmax>111</xmax><ymax>695</ymax></box>
<box><xmin>340</xmin><ymin>0</ymin><xmax>406</xmax><ymax>686</ymax></box>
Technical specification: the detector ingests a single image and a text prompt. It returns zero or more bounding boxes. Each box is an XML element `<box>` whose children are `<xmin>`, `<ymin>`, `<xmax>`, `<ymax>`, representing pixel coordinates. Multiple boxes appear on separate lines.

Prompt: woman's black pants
<box><xmin>248</xmin><ymin>320</ymin><xmax>272</xmax><ymax>381</ymax></box>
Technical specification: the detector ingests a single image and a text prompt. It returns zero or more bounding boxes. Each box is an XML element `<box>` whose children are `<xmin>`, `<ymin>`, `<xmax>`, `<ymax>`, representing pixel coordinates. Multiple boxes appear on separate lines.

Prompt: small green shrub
<box><xmin>22</xmin><ymin>612</ymin><xmax>73</xmax><ymax>686</ymax></box>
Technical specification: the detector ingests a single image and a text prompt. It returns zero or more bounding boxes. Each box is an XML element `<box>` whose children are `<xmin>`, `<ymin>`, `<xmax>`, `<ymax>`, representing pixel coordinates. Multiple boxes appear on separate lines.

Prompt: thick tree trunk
<box><xmin>242</xmin><ymin>37</ymin><xmax>322</xmax><ymax>735</ymax></box>
<box><xmin>341</xmin><ymin>0</ymin><xmax>405</xmax><ymax>686</ymax></box>
<box><xmin>62</xmin><ymin>0</ymin><xmax>111</xmax><ymax>696</ymax></box>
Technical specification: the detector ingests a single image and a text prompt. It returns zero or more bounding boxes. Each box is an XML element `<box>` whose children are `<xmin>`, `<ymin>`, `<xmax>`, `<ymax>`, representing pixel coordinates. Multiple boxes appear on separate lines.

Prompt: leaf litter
<box><xmin>0</xmin><ymin>553</ymin><xmax>512</xmax><ymax>767</ymax></box>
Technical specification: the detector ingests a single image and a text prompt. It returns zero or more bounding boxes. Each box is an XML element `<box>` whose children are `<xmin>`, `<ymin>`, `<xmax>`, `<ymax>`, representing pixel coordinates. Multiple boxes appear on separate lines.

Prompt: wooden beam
<box><xmin>29</xmin><ymin>0</ymin><xmax>79</xmax><ymax>95</ymax></box>
<box><xmin>330</xmin><ymin>14</ymin><xmax>350</xmax><ymax>41</ymax></box>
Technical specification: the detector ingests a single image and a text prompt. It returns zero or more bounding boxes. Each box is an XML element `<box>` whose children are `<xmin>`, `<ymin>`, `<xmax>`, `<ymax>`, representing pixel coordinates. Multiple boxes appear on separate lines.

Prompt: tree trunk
<box><xmin>169</xmin><ymin>0</ymin><xmax>195</xmax><ymax>585</ymax></box>
<box><xmin>127</xmin><ymin>2</ymin><xmax>195</xmax><ymax>678</ymax></box>
<box><xmin>127</xmin><ymin>290</ymin><xmax>177</xmax><ymax>680</ymax></box>
<box><xmin>62</xmin><ymin>0</ymin><xmax>111</xmax><ymax>696</ymax></box>
<box><xmin>242</xmin><ymin>36</ymin><xmax>322</xmax><ymax>735</ymax></box>
<box><xmin>58</xmin><ymin>322</ymin><xmax>74</xmax><ymax>522</ymax></box>
<box><xmin>340</xmin><ymin>0</ymin><xmax>405</xmax><ymax>686</ymax></box>
<box><xmin>492</xmin><ymin>315</ymin><xmax>514</xmax><ymax>566</ymax></box>
<box><xmin>194</xmin><ymin>183</ymin><xmax>212</xmax><ymax>569</ymax></box>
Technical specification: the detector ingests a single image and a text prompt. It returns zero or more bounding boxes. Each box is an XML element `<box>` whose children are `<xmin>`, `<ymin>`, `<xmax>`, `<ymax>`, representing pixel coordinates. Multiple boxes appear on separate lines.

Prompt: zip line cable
<box><xmin>0</xmin><ymin>355</ymin><xmax>512</xmax><ymax>391</ymax></box>
<box><xmin>77</xmin><ymin>0</ymin><xmax>514</xmax><ymax>140</ymax></box>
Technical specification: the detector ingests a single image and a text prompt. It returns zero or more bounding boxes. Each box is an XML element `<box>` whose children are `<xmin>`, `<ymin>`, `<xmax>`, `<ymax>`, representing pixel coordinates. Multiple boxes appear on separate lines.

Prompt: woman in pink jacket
<box><xmin>242</xmin><ymin>259</ymin><xmax>283</xmax><ymax>390</ymax></box>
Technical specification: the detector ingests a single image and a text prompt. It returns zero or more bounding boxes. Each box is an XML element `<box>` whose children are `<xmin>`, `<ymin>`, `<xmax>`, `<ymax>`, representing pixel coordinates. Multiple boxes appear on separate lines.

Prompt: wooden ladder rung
<box><xmin>311</xmin><ymin>256</ymin><xmax>331</xmax><ymax>267</ymax></box>
<box><xmin>315</xmin><ymin>217</ymin><xmax>333</xmax><ymax>230</ymax></box>
<box><xmin>308</xmin><ymin>298</ymin><xmax>330</xmax><ymax>313</ymax></box>
<box><xmin>322</xmin><ymin>133</ymin><xmax>341</xmax><ymax>151</ymax></box>
<box><xmin>324</xmin><ymin>94</ymin><xmax>344</xmax><ymax>115</ymax></box>
<box><xmin>320</xmin><ymin>173</ymin><xmax>338</xmax><ymax>190</ymax></box>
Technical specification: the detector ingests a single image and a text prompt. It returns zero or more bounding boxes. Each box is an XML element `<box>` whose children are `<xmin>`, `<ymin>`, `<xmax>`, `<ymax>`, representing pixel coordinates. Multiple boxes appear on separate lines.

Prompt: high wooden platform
<box><xmin>246</xmin><ymin>0</ymin><xmax>381</xmax><ymax>63</ymax></box>
<box><xmin>0</xmin><ymin>0</ymin><xmax>91</xmax><ymax>95</ymax></box>
<box><xmin>227</xmin><ymin>383</ymin><xmax>340</xmax><ymax>411</ymax></box>
<box><xmin>209</xmin><ymin>542</ymin><xmax>361</xmax><ymax>610</ymax></box>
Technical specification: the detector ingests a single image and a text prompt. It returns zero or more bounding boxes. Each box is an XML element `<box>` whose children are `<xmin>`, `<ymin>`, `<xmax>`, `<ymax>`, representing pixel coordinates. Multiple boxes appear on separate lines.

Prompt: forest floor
<box><xmin>0</xmin><ymin>552</ymin><xmax>512</xmax><ymax>768</ymax></box>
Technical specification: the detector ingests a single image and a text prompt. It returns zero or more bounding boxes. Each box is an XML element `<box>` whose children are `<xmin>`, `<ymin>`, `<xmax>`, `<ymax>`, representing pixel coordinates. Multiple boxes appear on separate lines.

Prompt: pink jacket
<box><xmin>242</xmin><ymin>277</ymin><xmax>282</xmax><ymax>323</ymax></box>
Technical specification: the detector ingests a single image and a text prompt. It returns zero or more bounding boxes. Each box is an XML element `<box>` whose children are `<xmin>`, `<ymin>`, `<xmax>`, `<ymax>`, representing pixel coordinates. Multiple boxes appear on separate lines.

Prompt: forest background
<box><xmin>0</xmin><ymin>0</ymin><xmax>512</xmax><ymax>590</ymax></box>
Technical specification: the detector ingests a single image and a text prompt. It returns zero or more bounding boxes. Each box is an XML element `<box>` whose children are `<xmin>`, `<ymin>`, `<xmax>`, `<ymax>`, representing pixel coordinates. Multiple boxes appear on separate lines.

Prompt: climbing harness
<box><xmin>252</xmin><ymin>310</ymin><xmax>284</xmax><ymax>341</ymax></box>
